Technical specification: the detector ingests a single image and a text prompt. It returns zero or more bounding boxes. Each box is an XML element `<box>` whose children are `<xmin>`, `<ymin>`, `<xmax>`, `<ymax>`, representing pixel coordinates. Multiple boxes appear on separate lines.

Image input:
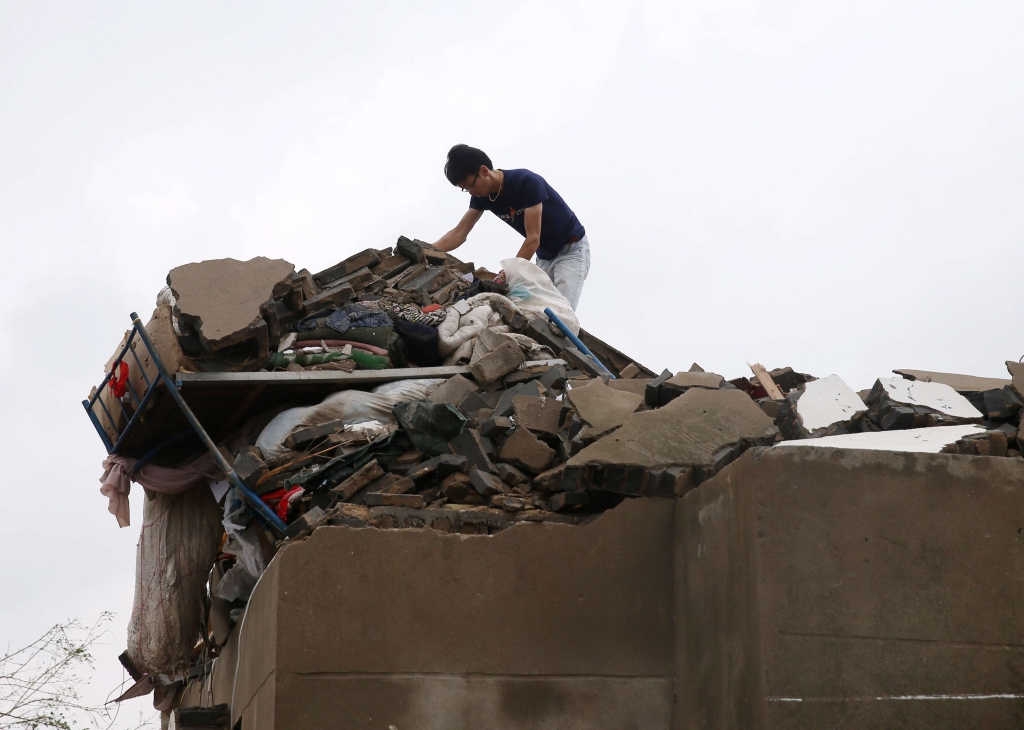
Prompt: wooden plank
<box><xmin>748</xmin><ymin>362</ymin><xmax>785</xmax><ymax>400</ymax></box>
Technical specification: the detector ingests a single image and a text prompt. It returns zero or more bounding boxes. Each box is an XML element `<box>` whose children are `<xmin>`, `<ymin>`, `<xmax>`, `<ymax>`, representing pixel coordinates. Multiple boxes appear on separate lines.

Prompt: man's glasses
<box><xmin>459</xmin><ymin>173</ymin><xmax>478</xmax><ymax>194</ymax></box>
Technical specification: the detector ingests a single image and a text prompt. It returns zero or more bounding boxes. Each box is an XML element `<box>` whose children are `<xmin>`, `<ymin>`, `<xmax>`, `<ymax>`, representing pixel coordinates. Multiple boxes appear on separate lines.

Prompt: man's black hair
<box><xmin>444</xmin><ymin>144</ymin><xmax>492</xmax><ymax>186</ymax></box>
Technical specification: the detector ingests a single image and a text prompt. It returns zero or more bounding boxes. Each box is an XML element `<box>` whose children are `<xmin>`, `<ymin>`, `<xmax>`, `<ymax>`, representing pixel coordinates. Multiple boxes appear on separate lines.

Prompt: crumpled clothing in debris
<box><xmin>261</xmin><ymin>486</ymin><xmax>304</xmax><ymax>520</ymax></box>
<box><xmin>394</xmin><ymin>319</ymin><xmax>443</xmax><ymax>367</ymax></box>
<box><xmin>370</xmin><ymin>299</ymin><xmax>448</xmax><ymax>327</ymax></box>
<box><xmin>292</xmin><ymin>303</ymin><xmax>393</xmax><ymax>335</ymax></box>
<box><xmin>455</xmin><ymin>277</ymin><xmax>508</xmax><ymax>302</ymax></box>
<box><xmin>326</xmin><ymin>303</ymin><xmax>393</xmax><ymax>334</ymax></box>
<box><xmin>100</xmin><ymin>451</ymin><xmax>225</xmax><ymax>528</ymax></box>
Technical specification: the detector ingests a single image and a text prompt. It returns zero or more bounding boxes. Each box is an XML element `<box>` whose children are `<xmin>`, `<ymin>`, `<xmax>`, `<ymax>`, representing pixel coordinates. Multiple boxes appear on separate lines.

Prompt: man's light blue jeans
<box><xmin>536</xmin><ymin>236</ymin><xmax>591</xmax><ymax>310</ymax></box>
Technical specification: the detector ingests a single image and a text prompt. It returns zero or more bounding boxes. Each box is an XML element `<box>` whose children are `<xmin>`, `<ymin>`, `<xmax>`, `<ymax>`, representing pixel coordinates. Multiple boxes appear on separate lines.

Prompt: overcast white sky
<box><xmin>2</xmin><ymin>1</ymin><xmax>1022</xmax><ymax>725</ymax></box>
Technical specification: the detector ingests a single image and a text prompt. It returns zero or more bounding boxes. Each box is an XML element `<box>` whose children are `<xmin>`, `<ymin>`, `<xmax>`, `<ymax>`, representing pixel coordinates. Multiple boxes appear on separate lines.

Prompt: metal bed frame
<box><xmin>82</xmin><ymin>312</ymin><xmax>287</xmax><ymax>533</ymax></box>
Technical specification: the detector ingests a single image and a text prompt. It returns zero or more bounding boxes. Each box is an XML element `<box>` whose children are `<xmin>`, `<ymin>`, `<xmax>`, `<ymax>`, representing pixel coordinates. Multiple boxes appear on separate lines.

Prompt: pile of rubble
<box><xmin>162</xmin><ymin>236</ymin><xmax>589</xmax><ymax>373</ymax></box>
<box><xmin>93</xmin><ymin>239</ymin><xmax>1024</xmax><ymax>700</ymax></box>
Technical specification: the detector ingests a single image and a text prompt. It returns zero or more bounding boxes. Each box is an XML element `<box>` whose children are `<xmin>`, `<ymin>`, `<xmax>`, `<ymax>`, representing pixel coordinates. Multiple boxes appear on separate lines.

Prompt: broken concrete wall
<box><xmin>229</xmin><ymin>560</ymin><xmax>279</xmax><ymax>730</ymax></box>
<box><xmin>676</xmin><ymin>446</ymin><xmax>1024</xmax><ymax>730</ymax></box>
<box><xmin>185</xmin><ymin>444</ymin><xmax>1024</xmax><ymax>729</ymax></box>
<box><xmin>228</xmin><ymin>500</ymin><xmax>675</xmax><ymax>730</ymax></box>
<box><xmin>565</xmin><ymin>388</ymin><xmax>778</xmax><ymax>496</ymax></box>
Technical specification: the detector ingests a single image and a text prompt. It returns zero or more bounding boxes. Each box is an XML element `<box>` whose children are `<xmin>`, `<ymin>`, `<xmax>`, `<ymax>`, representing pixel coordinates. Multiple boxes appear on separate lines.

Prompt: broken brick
<box><xmin>441</xmin><ymin>472</ymin><xmax>482</xmax><ymax>503</ymax></box>
<box><xmin>512</xmin><ymin>395</ymin><xmax>563</xmax><ymax>436</ymax></box>
<box><xmin>330</xmin><ymin>461</ymin><xmax>384</xmax><ymax>502</ymax></box>
<box><xmin>427</xmin><ymin>374</ymin><xmax>479</xmax><ymax>405</ymax></box>
<box><xmin>493</xmin><ymin>381</ymin><xmax>547</xmax><ymax>418</ymax></box>
<box><xmin>496</xmin><ymin>462</ymin><xmax>530</xmax><ymax>487</ymax></box>
<box><xmin>396</xmin><ymin>236</ymin><xmax>425</xmax><ymax>263</ymax></box>
<box><xmin>232</xmin><ymin>447</ymin><xmax>267</xmax><ymax>488</ymax></box>
<box><xmin>313</xmin><ymin>249</ymin><xmax>381</xmax><ymax>288</ymax></box>
<box><xmin>471</xmin><ymin>340</ymin><xmax>526</xmax><ymax>384</ymax></box>
<box><xmin>448</xmin><ymin>429</ymin><xmax>497</xmax><ymax>474</ymax></box>
<box><xmin>407</xmin><ymin>454</ymin><xmax>468</xmax><ymax>483</ymax></box>
<box><xmin>490</xmin><ymin>494</ymin><xmax>527</xmax><ymax>512</ymax></box>
<box><xmin>499</xmin><ymin>428</ymin><xmax>555</xmax><ymax>474</ymax></box>
<box><xmin>284</xmin><ymin>506</ymin><xmax>325</xmax><ymax>539</ymax></box>
<box><xmin>645</xmin><ymin>369</ymin><xmax>673</xmax><ymax>407</ymax></box>
<box><xmin>364</xmin><ymin>493</ymin><xmax>425</xmax><ymax>509</ymax></box>
<box><xmin>367</xmin><ymin>473</ymin><xmax>415</xmax><ymax>495</ymax></box>
<box><xmin>479</xmin><ymin>416</ymin><xmax>513</xmax><ymax>439</ymax></box>
<box><xmin>469</xmin><ymin>468</ymin><xmax>509</xmax><ymax>498</ymax></box>
<box><xmin>559</xmin><ymin>347</ymin><xmax>604</xmax><ymax>378</ymax></box>
<box><xmin>548</xmin><ymin>491</ymin><xmax>591</xmax><ymax>513</ymax></box>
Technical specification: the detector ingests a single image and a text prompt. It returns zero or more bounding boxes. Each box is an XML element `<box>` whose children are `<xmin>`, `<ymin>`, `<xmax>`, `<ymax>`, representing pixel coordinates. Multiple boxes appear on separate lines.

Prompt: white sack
<box><xmin>501</xmin><ymin>257</ymin><xmax>580</xmax><ymax>335</ymax></box>
<box><xmin>255</xmin><ymin>378</ymin><xmax>446</xmax><ymax>460</ymax></box>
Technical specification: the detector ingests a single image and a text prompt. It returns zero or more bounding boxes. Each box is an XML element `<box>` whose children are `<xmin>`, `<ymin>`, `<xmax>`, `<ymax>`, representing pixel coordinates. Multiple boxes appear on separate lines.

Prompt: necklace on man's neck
<box><xmin>488</xmin><ymin>170</ymin><xmax>504</xmax><ymax>202</ymax></box>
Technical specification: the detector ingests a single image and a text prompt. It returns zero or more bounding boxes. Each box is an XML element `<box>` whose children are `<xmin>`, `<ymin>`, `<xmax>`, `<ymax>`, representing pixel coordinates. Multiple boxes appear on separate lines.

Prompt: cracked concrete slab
<box><xmin>665</xmin><ymin>371</ymin><xmax>724</xmax><ymax>390</ymax></box>
<box><xmin>568</xmin><ymin>388</ymin><xmax>778</xmax><ymax>472</ymax></box>
<box><xmin>779</xmin><ymin>374</ymin><xmax>866</xmax><ymax>438</ymax></box>
<box><xmin>169</xmin><ymin>257</ymin><xmax>295</xmax><ymax>350</ymax></box>
<box><xmin>566</xmin><ymin>379</ymin><xmax>643</xmax><ymax>437</ymax></box>
<box><xmin>875</xmin><ymin>377</ymin><xmax>982</xmax><ymax>419</ymax></box>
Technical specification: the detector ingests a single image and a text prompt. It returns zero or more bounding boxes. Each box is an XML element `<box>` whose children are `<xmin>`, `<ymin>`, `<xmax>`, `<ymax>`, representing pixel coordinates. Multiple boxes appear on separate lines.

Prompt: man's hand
<box><xmin>515</xmin><ymin>203</ymin><xmax>543</xmax><ymax>259</ymax></box>
<box><xmin>433</xmin><ymin>208</ymin><xmax>483</xmax><ymax>252</ymax></box>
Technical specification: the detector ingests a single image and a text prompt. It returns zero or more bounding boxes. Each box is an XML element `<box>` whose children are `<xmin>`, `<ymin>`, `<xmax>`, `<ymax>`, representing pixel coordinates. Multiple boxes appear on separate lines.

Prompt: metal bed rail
<box><xmin>82</xmin><ymin>311</ymin><xmax>287</xmax><ymax>534</ymax></box>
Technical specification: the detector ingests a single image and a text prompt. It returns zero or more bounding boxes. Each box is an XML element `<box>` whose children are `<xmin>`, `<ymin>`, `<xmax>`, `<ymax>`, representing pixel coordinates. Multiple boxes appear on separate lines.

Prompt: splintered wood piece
<box><xmin>748</xmin><ymin>362</ymin><xmax>785</xmax><ymax>400</ymax></box>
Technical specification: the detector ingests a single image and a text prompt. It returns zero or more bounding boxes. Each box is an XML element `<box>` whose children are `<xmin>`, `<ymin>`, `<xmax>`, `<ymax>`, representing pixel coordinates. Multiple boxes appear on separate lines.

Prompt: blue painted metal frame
<box><xmin>82</xmin><ymin>312</ymin><xmax>288</xmax><ymax>534</ymax></box>
<box><xmin>543</xmin><ymin>307</ymin><xmax>616</xmax><ymax>379</ymax></box>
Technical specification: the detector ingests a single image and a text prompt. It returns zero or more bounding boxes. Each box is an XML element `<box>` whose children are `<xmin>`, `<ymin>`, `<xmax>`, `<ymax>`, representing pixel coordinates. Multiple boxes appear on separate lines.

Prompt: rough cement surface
<box><xmin>894</xmin><ymin>368</ymin><xmax>1011</xmax><ymax>392</ymax></box>
<box><xmin>206</xmin><ymin>444</ymin><xmax>1024</xmax><ymax>730</ymax></box>
<box><xmin>567</xmin><ymin>379</ymin><xmax>643</xmax><ymax>436</ymax></box>
<box><xmin>677</xmin><ymin>446</ymin><xmax>1024</xmax><ymax>730</ymax></box>
<box><xmin>230</xmin><ymin>559</ymin><xmax>279</xmax><ymax>729</ymax></box>
<box><xmin>229</xmin><ymin>498</ymin><xmax>675</xmax><ymax>729</ymax></box>
<box><xmin>568</xmin><ymin>388</ymin><xmax>778</xmax><ymax>469</ymax></box>
<box><xmin>666</xmin><ymin>371</ymin><xmax>725</xmax><ymax>389</ymax></box>
<box><xmin>143</xmin><ymin>304</ymin><xmax>196</xmax><ymax>377</ymax></box>
<box><xmin>275</xmin><ymin>675</ymin><xmax>672</xmax><ymax>730</ymax></box>
<box><xmin>169</xmin><ymin>257</ymin><xmax>295</xmax><ymax>349</ymax></box>
<box><xmin>1006</xmin><ymin>360</ymin><xmax>1024</xmax><ymax>396</ymax></box>
<box><xmin>607</xmin><ymin>378</ymin><xmax>651</xmax><ymax>397</ymax></box>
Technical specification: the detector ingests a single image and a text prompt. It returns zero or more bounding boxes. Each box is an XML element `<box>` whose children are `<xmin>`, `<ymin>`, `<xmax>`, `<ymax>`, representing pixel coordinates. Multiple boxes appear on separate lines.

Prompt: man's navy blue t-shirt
<box><xmin>469</xmin><ymin>168</ymin><xmax>585</xmax><ymax>260</ymax></box>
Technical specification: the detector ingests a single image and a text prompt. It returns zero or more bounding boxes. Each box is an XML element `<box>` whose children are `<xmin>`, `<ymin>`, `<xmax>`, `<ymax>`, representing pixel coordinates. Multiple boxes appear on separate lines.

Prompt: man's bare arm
<box><xmin>432</xmin><ymin>208</ymin><xmax>484</xmax><ymax>252</ymax></box>
<box><xmin>516</xmin><ymin>203</ymin><xmax>543</xmax><ymax>259</ymax></box>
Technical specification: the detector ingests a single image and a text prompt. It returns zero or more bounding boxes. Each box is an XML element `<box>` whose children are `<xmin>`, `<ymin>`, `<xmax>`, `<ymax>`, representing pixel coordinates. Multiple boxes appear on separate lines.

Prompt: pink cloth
<box><xmin>99</xmin><ymin>451</ymin><xmax>224</xmax><ymax>528</ymax></box>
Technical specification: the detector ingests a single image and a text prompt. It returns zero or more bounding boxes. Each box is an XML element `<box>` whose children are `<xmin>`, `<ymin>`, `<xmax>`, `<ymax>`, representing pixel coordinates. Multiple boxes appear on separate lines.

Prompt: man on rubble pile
<box><xmin>430</xmin><ymin>144</ymin><xmax>590</xmax><ymax>310</ymax></box>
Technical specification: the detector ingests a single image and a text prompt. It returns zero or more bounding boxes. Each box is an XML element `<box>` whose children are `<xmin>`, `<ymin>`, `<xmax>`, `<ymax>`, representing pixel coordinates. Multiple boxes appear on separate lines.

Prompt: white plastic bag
<box><xmin>222</xmin><ymin>487</ymin><xmax>265</xmax><ymax>579</ymax></box>
<box><xmin>501</xmin><ymin>257</ymin><xmax>580</xmax><ymax>335</ymax></box>
<box><xmin>255</xmin><ymin>378</ymin><xmax>446</xmax><ymax>460</ymax></box>
<box><xmin>214</xmin><ymin>563</ymin><xmax>259</xmax><ymax>602</ymax></box>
